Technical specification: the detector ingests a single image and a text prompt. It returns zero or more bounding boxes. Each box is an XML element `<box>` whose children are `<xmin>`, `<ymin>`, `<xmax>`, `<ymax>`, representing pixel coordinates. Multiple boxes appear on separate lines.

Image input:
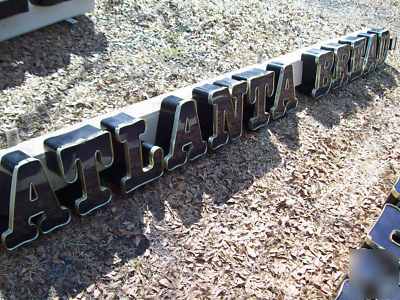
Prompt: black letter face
<box><xmin>339</xmin><ymin>36</ymin><xmax>367</xmax><ymax>81</ymax></box>
<box><xmin>232</xmin><ymin>69</ymin><xmax>274</xmax><ymax>131</ymax></box>
<box><xmin>357</xmin><ymin>32</ymin><xmax>378</xmax><ymax>74</ymax></box>
<box><xmin>156</xmin><ymin>96</ymin><xmax>207</xmax><ymax>171</ymax></box>
<box><xmin>349</xmin><ymin>249</ymin><xmax>398</xmax><ymax>300</ymax></box>
<box><xmin>0</xmin><ymin>0</ymin><xmax>28</xmax><ymax>20</ymax></box>
<box><xmin>193</xmin><ymin>80</ymin><xmax>246</xmax><ymax>151</ymax></box>
<box><xmin>335</xmin><ymin>279</ymin><xmax>363</xmax><ymax>300</ymax></box>
<box><xmin>0</xmin><ymin>151</ymin><xmax>71</xmax><ymax>251</ymax></box>
<box><xmin>101</xmin><ymin>113</ymin><xmax>164</xmax><ymax>194</ymax></box>
<box><xmin>29</xmin><ymin>0</ymin><xmax>67</xmax><ymax>6</ymax></box>
<box><xmin>368</xmin><ymin>28</ymin><xmax>391</xmax><ymax>66</ymax></box>
<box><xmin>44</xmin><ymin>125</ymin><xmax>114</xmax><ymax>216</ymax></box>
<box><xmin>321</xmin><ymin>43</ymin><xmax>351</xmax><ymax>89</ymax></box>
<box><xmin>299</xmin><ymin>49</ymin><xmax>334</xmax><ymax>98</ymax></box>
<box><xmin>266</xmin><ymin>62</ymin><xmax>297</xmax><ymax>120</ymax></box>
<box><xmin>367</xmin><ymin>204</ymin><xmax>400</xmax><ymax>259</ymax></box>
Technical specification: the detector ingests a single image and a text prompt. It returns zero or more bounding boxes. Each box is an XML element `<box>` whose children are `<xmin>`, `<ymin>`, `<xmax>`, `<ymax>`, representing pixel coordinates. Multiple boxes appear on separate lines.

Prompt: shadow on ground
<box><xmin>268</xmin><ymin>64</ymin><xmax>399</xmax><ymax>151</ymax></box>
<box><xmin>304</xmin><ymin>65</ymin><xmax>399</xmax><ymax>128</ymax></box>
<box><xmin>0</xmin><ymin>126</ymin><xmax>281</xmax><ymax>299</ymax></box>
<box><xmin>0</xmin><ymin>14</ymin><xmax>108</xmax><ymax>154</ymax></box>
<box><xmin>0</xmin><ymin>15</ymin><xmax>108</xmax><ymax>91</ymax></box>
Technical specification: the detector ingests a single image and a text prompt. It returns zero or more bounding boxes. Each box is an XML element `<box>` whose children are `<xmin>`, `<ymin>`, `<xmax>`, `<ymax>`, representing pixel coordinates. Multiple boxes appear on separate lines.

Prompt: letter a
<box><xmin>156</xmin><ymin>96</ymin><xmax>207</xmax><ymax>171</ymax></box>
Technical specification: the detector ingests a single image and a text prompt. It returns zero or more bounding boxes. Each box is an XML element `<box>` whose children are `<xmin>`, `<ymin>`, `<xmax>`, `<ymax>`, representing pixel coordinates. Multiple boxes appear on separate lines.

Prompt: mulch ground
<box><xmin>0</xmin><ymin>0</ymin><xmax>399</xmax><ymax>299</ymax></box>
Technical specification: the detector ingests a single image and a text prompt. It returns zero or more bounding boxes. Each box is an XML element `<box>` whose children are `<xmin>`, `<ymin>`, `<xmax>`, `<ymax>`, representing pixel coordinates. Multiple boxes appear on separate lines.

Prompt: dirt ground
<box><xmin>0</xmin><ymin>0</ymin><xmax>400</xmax><ymax>299</ymax></box>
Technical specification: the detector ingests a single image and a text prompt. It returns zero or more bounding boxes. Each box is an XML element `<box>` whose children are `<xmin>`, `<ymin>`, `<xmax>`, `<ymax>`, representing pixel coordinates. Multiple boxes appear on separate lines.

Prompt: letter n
<box><xmin>193</xmin><ymin>79</ymin><xmax>247</xmax><ymax>151</ymax></box>
<box><xmin>232</xmin><ymin>69</ymin><xmax>274</xmax><ymax>131</ymax></box>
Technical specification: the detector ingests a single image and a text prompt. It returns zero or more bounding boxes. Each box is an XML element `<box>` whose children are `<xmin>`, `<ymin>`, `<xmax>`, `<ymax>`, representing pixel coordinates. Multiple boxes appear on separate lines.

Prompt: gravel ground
<box><xmin>0</xmin><ymin>0</ymin><xmax>399</xmax><ymax>299</ymax></box>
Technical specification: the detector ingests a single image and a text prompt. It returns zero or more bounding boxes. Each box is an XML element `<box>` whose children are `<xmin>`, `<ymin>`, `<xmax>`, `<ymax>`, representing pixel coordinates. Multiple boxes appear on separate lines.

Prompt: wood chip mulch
<box><xmin>0</xmin><ymin>0</ymin><xmax>399</xmax><ymax>299</ymax></box>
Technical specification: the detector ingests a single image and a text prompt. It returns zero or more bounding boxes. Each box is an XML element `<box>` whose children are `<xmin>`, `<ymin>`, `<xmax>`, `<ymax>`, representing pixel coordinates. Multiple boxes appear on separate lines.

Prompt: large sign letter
<box><xmin>367</xmin><ymin>204</ymin><xmax>400</xmax><ymax>259</ymax></box>
<box><xmin>44</xmin><ymin>125</ymin><xmax>114</xmax><ymax>216</ymax></box>
<box><xmin>0</xmin><ymin>151</ymin><xmax>71</xmax><ymax>250</ymax></box>
<box><xmin>232</xmin><ymin>69</ymin><xmax>274</xmax><ymax>131</ymax></box>
<box><xmin>156</xmin><ymin>96</ymin><xmax>207</xmax><ymax>171</ymax></box>
<box><xmin>335</xmin><ymin>279</ymin><xmax>363</xmax><ymax>300</ymax></box>
<box><xmin>339</xmin><ymin>36</ymin><xmax>367</xmax><ymax>81</ymax></box>
<box><xmin>101</xmin><ymin>113</ymin><xmax>164</xmax><ymax>193</ymax></box>
<box><xmin>321</xmin><ymin>43</ymin><xmax>351</xmax><ymax>89</ymax></box>
<box><xmin>299</xmin><ymin>49</ymin><xmax>334</xmax><ymax>98</ymax></box>
<box><xmin>358</xmin><ymin>32</ymin><xmax>378</xmax><ymax>74</ymax></box>
<box><xmin>368</xmin><ymin>28</ymin><xmax>391</xmax><ymax>67</ymax></box>
<box><xmin>193</xmin><ymin>79</ymin><xmax>247</xmax><ymax>151</ymax></box>
<box><xmin>266</xmin><ymin>62</ymin><xmax>297</xmax><ymax>119</ymax></box>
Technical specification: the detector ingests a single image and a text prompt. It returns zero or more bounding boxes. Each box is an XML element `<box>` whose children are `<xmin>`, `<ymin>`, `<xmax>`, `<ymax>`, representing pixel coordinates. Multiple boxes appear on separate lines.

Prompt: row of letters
<box><xmin>0</xmin><ymin>28</ymin><xmax>396</xmax><ymax>250</ymax></box>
